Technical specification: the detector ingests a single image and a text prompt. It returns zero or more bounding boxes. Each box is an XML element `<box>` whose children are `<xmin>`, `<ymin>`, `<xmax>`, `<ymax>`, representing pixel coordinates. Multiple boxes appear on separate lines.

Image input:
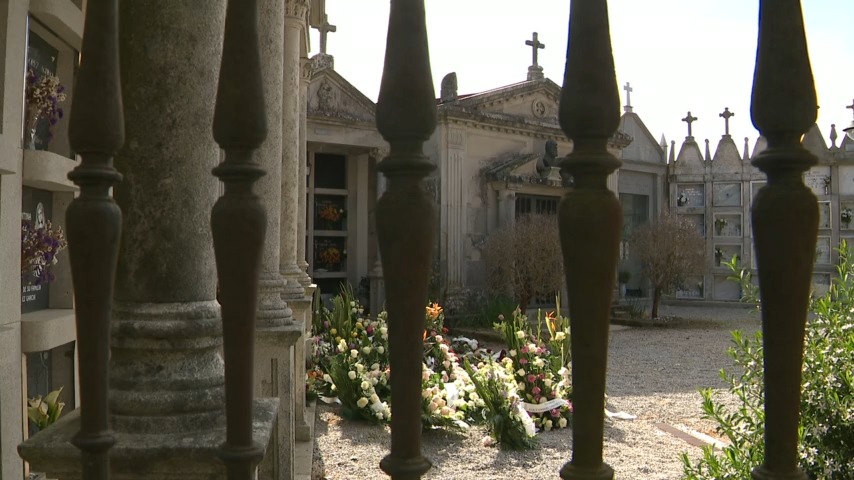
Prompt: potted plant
<box><xmin>617</xmin><ymin>271</ymin><xmax>631</xmax><ymax>298</ymax></box>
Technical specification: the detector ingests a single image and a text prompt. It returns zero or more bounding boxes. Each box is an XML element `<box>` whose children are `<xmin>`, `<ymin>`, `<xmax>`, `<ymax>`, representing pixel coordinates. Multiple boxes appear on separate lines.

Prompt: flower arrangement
<box><xmin>24</xmin><ymin>68</ymin><xmax>66</xmax><ymax>146</ymax></box>
<box><xmin>842</xmin><ymin>208</ymin><xmax>852</xmax><ymax>227</ymax></box>
<box><xmin>308</xmin><ymin>285</ymin><xmax>576</xmax><ymax>450</ymax></box>
<box><xmin>318</xmin><ymin>204</ymin><xmax>344</xmax><ymax>223</ymax></box>
<box><xmin>714</xmin><ymin>217</ymin><xmax>728</xmax><ymax>235</ymax></box>
<box><xmin>319</xmin><ymin>246</ymin><xmax>342</xmax><ymax>266</ymax></box>
<box><xmin>21</xmin><ymin>218</ymin><xmax>67</xmax><ymax>286</ymax></box>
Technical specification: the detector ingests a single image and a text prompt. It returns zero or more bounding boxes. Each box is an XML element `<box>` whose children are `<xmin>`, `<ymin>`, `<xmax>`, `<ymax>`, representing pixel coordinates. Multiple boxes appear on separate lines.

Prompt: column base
<box><xmin>559</xmin><ymin>463</ymin><xmax>614</xmax><ymax>480</ymax></box>
<box><xmin>18</xmin><ymin>399</ymin><xmax>279</xmax><ymax>480</ymax></box>
<box><xmin>288</xmin><ymin>297</ymin><xmax>312</xmax><ymax>441</ymax></box>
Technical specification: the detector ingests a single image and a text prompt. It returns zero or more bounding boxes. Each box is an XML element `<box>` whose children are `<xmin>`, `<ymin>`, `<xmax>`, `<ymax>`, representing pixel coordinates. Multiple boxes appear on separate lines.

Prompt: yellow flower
<box><xmin>425</xmin><ymin>302</ymin><xmax>443</xmax><ymax>320</ymax></box>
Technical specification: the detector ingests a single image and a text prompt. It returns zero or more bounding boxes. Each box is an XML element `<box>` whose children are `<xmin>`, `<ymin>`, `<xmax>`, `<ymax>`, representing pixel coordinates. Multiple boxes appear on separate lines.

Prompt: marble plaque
<box><xmin>838</xmin><ymin>166</ymin><xmax>854</xmax><ymax>196</ymax></box>
<box><xmin>678</xmin><ymin>213</ymin><xmax>705</xmax><ymax>237</ymax></box>
<box><xmin>714</xmin><ymin>244</ymin><xmax>742</xmax><ymax>268</ymax></box>
<box><xmin>818</xmin><ymin>202</ymin><xmax>831</xmax><ymax>230</ymax></box>
<box><xmin>751</xmin><ymin>181</ymin><xmax>766</xmax><ymax>204</ymax></box>
<box><xmin>815</xmin><ymin>236</ymin><xmax>831</xmax><ymax>265</ymax></box>
<box><xmin>713</xmin><ymin>213</ymin><xmax>742</xmax><ymax>237</ymax></box>
<box><xmin>713</xmin><ymin>274</ymin><xmax>741</xmax><ymax>301</ymax></box>
<box><xmin>676</xmin><ymin>183</ymin><xmax>704</xmax><ymax>207</ymax></box>
<box><xmin>676</xmin><ymin>275</ymin><xmax>705</xmax><ymax>299</ymax></box>
<box><xmin>812</xmin><ymin>273</ymin><xmax>831</xmax><ymax>297</ymax></box>
<box><xmin>713</xmin><ymin>182</ymin><xmax>741</xmax><ymax>206</ymax></box>
<box><xmin>803</xmin><ymin>167</ymin><xmax>831</xmax><ymax>196</ymax></box>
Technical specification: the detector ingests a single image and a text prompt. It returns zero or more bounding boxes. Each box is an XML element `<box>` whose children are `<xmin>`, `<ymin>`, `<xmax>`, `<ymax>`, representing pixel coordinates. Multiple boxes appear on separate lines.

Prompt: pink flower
<box><xmin>526</xmin><ymin>374</ymin><xmax>536</xmax><ymax>383</ymax></box>
<box><xmin>532</xmin><ymin>386</ymin><xmax>541</xmax><ymax>395</ymax></box>
<box><xmin>520</xmin><ymin>346</ymin><xmax>528</xmax><ymax>354</ymax></box>
<box><xmin>519</xmin><ymin>358</ymin><xmax>528</xmax><ymax>365</ymax></box>
<box><xmin>550</xmin><ymin>408</ymin><xmax>560</xmax><ymax>418</ymax></box>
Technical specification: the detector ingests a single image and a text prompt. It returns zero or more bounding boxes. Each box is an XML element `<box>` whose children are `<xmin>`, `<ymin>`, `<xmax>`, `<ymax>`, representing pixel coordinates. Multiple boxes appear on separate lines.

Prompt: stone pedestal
<box><xmin>19</xmin><ymin>400</ymin><xmax>278</xmax><ymax>480</ymax></box>
<box><xmin>256</xmin><ymin>326</ymin><xmax>302</xmax><ymax>480</ymax></box>
<box><xmin>290</xmin><ymin>297</ymin><xmax>312</xmax><ymax>441</ymax></box>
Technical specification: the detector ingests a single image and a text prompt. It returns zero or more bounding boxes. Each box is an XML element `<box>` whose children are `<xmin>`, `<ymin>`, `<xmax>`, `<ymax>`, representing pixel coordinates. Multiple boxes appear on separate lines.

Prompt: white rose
<box><xmin>361</xmin><ymin>381</ymin><xmax>370</xmax><ymax>390</ymax></box>
<box><xmin>348</xmin><ymin>370</ymin><xmax>357</xmax><ymax>380</ymax></box>
<box><xmin>350</xmin><ymin>349</ymin><xmax>358</xmax><ymax>359</ymax></box>
<box><xmin>544</xmin><ymin>378</ymin><xmax>553</xmax><ymax>387</ymax></box>
<box><xmin>558</xmin><ymin>417</ymin><xmax>568</xmax><ymax>428</ymax></box>
<box><xmin>440</xmin><ymin>406</ymin><xmax>451</xmax><ymax>416</ymax></box>
<box><xmin>380</xmin><ymin>327</ymin><xmax>388</xmax><ymax>335</ymax></box>
<box><xmin>355</xmin><ymin>363</ymin><xmax>365</xmax><ymax>372</ymax></box>
<box><xmin>377</xmin><ymin>346</ymin><xmax>385</xmax><ymax>354</ymax></box>
<box><xmin>516</xmin><ymin>369</ymin><xmax>525</xmax><ymax>377</ymax></box>
<box><xmin>370</xmin><ymin>394</ymin><xmax>379</xmax><ymax>403</ymax></box>
<box><xmin>533</xmin><ymin>358</ymin><xmax>545</xmax><ymax>368</ymax></box>
<box><xmin>434</xmin><ymin>335</ymin><xmax>443</xmax><ymax>343</ymax></box>
<box><xmin>357</xmin><ymin>397</ymin><xmax>369</xmax><ymax>408</ymax></box>
<box><xmin>323</xmin><ymin>374</ymin><xmax>332</xmax><ymax>383</ymax></box>
<box><xmin>509</xmin><ymin>349</ymin><xmax>517</xmax><ymax>357</ymax></box>
<box><xmin>362</xmin><ymin>346</ymin><xmax>372</xmax><ymax>354</ymax></box>
<box><xmin>515</xmin><ymin>330</ymin><xmax>526</xmax><ymax>339</ymax></box>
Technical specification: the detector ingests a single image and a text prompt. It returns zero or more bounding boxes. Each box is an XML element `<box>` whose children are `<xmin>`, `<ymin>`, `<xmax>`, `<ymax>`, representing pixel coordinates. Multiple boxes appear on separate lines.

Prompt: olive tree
<box><xmin>629</xmin><ymin>213</ymin><xmax>705</xmax><ymax>318</ymax></box>
<box><xmin>482</xmin><ymin>214</ymin><xmax>564</xmax><ymax>313</ymax></box>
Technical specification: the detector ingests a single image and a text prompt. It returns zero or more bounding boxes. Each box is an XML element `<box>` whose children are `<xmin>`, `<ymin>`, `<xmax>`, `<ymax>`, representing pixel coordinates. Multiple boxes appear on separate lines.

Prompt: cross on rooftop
<box><xmin>682</xmin><ymin>111</ymin><xmax>697</xmax><ymax>138</ymax></box>
<box><xmin>317</xmin><ymin>16</ymin><xmax>337</xmax><ymax>55</ymax></box>
<box><xmin>719</xmin><ymin>107</ymin><xmax>734</xmax><ymax>136</ymax></box>
<box><xmin>525</xmin><ymin>32</ymin><xmax>545</xmax><ymax>66</ymax></box>
<box><xmin>623</xmin><ymin>82</ymin><xmax>633</xmax><ymax>109</ymax></box>
<box><xmin>847</xmin><ymin>99</ymin><xmax>854</xmax><ymax>118</ymax></box>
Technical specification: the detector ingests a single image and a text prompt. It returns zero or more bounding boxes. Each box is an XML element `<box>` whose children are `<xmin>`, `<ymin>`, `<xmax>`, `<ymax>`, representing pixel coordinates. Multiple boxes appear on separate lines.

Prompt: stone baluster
<box><xmin>211</xmin><ymin>0</ymin><xmax>268</xmax><ymax>478</ymax></box>
<box><xmin>65</xmin><ymin>0</ymin><xmax>124</xmax><ymax>478</ymax></box>
<box><xmin>375</xmin><ymin>0</ymin><xmax>436</xmax><ymax>478</ymax></box>
<box><xmin>750</xmin><ymin>2</ymin><xmax>817</xmax><ymax>479</ymax></box>
<box><xmin>557</xmin><ymin>0</ymin><xmax>621</xmax><ymax>479</ymax></box>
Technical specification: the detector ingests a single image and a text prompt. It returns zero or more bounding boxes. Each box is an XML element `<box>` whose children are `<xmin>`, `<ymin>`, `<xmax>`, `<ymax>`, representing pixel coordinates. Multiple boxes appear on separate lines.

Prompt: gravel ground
<box><xmin>311</xmin><ymin>304</ymin><xmax>761</xmax><ymax>479</ymax></box>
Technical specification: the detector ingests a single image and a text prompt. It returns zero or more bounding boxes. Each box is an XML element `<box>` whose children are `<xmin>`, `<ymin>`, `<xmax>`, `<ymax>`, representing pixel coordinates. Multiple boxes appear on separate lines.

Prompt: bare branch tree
<box><xmin>483</xmin><ymin>214</ymin><xmax>564</xmax><ymax>312</ymax></box>
<box><xmin>629</xmin><ymin>213</ymin><xmax>705</xmax><ymax>318</ymax></box>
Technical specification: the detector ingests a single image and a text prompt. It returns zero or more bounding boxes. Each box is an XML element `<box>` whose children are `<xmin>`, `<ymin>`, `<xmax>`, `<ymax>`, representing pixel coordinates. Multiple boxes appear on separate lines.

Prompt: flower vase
<box><xmin>24</xmin><ymin>108</ymin><xmax>39</xmax><ymax>150</ymax></box>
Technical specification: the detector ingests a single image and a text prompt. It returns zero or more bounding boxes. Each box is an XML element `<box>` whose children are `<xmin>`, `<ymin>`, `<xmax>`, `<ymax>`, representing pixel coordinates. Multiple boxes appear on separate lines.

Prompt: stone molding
<box><xmin>300</xmin><ymin>57</ymin><xmax>314</xmax><ymax>81</ymax></box>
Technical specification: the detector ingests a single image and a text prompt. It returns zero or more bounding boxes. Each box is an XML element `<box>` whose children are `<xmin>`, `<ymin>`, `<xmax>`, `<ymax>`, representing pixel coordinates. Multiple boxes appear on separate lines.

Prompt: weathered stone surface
<box><xmin>19</xmin><ymin>399</ymin><xmax>278</xmax><ymax>480</ymax></box>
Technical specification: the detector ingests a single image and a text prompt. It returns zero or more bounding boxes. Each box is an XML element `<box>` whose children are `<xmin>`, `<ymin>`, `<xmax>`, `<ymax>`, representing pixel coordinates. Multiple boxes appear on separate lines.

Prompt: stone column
<box><xmin>19</xmin><ymin>3</ymin><xmax>278</xmax><ymax>478</ymax></box>
<box><xmin>297</xmin><ymin>58</ymin><xmax>313</xmax><ymax>288</ymax></box>
<box><xmin>369</xmin><ymin>147</ymin><xmax>389</xmax><ymax>314</ymax></box>
<box><xmin>281</xmin><ymin>0</ymin><xmax>312</xmax><ymax>442</ymax></box>
<box><xmin>255</xmin><ymin>0</ymin><xmax>303</xmax><ymax>479</ymax></box>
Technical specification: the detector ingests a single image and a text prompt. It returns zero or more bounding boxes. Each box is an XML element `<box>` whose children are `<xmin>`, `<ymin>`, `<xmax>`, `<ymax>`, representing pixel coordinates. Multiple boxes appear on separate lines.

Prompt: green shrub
<box><xmin>681</xmin><ymin>245</ymin><xmax>854</xmax><ymax>479</ymax></box>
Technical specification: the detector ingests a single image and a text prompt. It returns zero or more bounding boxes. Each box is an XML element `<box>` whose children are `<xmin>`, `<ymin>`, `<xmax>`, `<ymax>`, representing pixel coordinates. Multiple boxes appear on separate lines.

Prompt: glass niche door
<box><xmin>309</xmin><ymin>153</ymin><xmax>349</xmax><ymax>296</ymax></box>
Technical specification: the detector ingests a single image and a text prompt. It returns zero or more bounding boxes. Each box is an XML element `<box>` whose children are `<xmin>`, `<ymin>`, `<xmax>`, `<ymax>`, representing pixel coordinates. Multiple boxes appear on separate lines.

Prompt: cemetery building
<box><xmin>668</xmin><ymin>109</ymin><xmax>854</xmax><ymax>301</ymax></box>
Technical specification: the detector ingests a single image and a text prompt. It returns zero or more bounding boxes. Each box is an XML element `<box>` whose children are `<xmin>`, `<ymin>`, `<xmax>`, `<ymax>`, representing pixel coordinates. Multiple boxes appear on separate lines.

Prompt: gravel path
<box><xmin>311</xmin><ymin>304</ymin><xmax>761</xmax><ymax>479</ymax></box>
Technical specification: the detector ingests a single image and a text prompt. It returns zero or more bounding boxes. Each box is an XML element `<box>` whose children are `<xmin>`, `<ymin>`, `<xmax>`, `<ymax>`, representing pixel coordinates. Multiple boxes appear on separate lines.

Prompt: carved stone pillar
<box><xmin>255</xmin><ymin>0</ymin><xmax>303</xmax><ymax>478</ymax></box>
<box><xmin>298</xmin><ymin>58</ymin><xmax>313</xmax><ymax>287</ymax></box>
<box><xmin>369</xmin><ymin>147</ymin><xmax>389</xmax><ymax>315</ymax></box>
<box><xmin>18</xmin><ymin>2</ymin><xmax>278</xmax><ymax>479</ymax></box>
<box><xmin>498</xmin><ymin>189</ymin><xmax>516</xmax><ymax>228</ymax></box>
<box><xmin>282</xmin><ymin>0</ymin><xmax>312</xmax><ymax>443</ymax></box>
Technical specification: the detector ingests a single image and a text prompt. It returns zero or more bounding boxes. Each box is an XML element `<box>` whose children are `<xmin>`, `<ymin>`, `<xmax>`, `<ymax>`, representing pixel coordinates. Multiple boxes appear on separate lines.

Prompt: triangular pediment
<box><xmin>308</xmin><ymin>68</ymin><xmax>375</xmax><ymax>123</ymax></box>
<box><xmin>711</xmin><ymin>136</ymin><xmax>743</xmax><ymax>173</ymax></box>
<box><xmin>673</xmin><ymin>139</ymin><xmax>706</xmax><ymax>174</ymax></box>
<box><xmin>619</xmin><ymin>112</ymin><xmax>664</xmax><ymax>164</ymax></box>
<box><xmin>453</xmin><ymin>79</ymin><xmax>562</xmax><ymax>124</ymax></box>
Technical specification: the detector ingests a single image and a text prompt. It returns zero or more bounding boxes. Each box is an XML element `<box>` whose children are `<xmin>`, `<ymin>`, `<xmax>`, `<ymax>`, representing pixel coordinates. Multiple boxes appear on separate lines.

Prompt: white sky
<box><xmin>310</xmin><ymin>0</ymin><xmax>854</xmax><ymax>153</ymax></box>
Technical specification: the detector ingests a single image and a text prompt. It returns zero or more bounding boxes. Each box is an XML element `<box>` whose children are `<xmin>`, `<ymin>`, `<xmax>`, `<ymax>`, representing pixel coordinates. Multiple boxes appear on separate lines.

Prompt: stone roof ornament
<box><xmin>525</xmin><ymin>32</ymin><xmax>545</xmax><ymax>81</ymax></box>
<box><xmin>623</xmin><ymin>82</ymin><xmax>633</xmax><ymax>113</ymax></box>
<box><xmin>440</xmin><ymin>72</ymin><xmax>458</xmax><ymax>103</ymax></box>
<box><xmin>682</xmin><ymin>111</ymin><xmax>697</xmax><ymax>140</ymax></box>
<box><xmin>719</xmin><ymin>107</ymin><xmax>734</xmax><ymax>136</ymax></box>
<box><xmin>844</xmin><ymin>99</ymin><xmax>854</xmax><ymax>140</ymax></box>
<box><xmin>743</xmin><ymin>137</ymin><xmax>750</xmax><ymax>162</ymax></box>
<box><xmin>317</xmin><ymin>14</ymin><xmax>336</xmax><ymax>55</ymax></box>
<box><xmin>704</xmin><ymin>138</ymin><xmax>711</xmax><ymax>162</ymax></box>
<box><xmin>830</xmin><ymin>124</ymin><xmax>837</xmax><ymax>148</ymax></box>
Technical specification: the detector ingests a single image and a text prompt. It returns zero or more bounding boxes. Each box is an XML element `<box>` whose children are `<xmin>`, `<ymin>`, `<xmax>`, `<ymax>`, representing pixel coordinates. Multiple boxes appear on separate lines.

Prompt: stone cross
<box><xmin>682</xmin><ymin>111</ymin><xmax>697</xmax><ymax>138</ymax></box>
<box><xmin>525</xmin><ymin>32</ymin><xmax>545</xmax><ymax>66</ymax></box>
<box><xmin>317</xmin><ymin>16</ymin><xmax>337</xmax><ymax>55</ymax></box>
<box><xmin>623</xmin><ymin>82</ymin><xmax>633</xmax><ymax>108</ymax></box>
<box><xmin>719</xmin><ymin>107</ymin><xmax>734</xmax><ymax>136</ymax></box>
<box><xmin>847</xmin><ymin>99</ymin><xmax>854</xmax><ymax>118</ymax></box>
